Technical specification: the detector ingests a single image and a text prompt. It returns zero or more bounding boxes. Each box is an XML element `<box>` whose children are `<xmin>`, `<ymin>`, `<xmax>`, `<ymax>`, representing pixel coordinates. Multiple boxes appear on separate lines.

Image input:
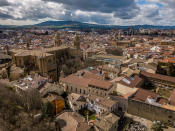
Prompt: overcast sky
<box><xmin>0</xmin><ymin>0</ymin><xmax>175</xmax><ymax>25</ymax></box>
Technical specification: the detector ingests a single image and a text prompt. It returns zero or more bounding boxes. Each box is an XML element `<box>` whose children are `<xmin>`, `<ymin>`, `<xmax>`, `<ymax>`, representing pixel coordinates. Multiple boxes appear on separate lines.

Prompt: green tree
<box><xmin>83</xmin><ymin>110</ymin><xmax>89</xmax><ymax>121</ymax></box>
<box><xmin>151</xmin><ymin>121</ymin><xmax>168</xmax><ymax>131</ymax></box>
<box><xmin>42</xmin><ymin>102</ymin><xmax>53</xmax><ymax>117</ymax></box>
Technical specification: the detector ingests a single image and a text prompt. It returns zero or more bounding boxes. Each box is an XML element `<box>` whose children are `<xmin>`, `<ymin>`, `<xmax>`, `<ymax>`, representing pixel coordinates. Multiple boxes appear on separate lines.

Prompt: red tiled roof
<box><xmin>88</xmin><ymin>95</ymin><xmax>116</xmax><ymax>108</ymax></box>
<box><xmin>118</xmin><ymin>75</ymin><xmax>143</xmax><ymax>88</ymax></box>
<box><xmin>141</xmin><ymin>71</ymin><xmax>175</xmax><ymax>84</ymax></box>
<box><xmin>88</xmin><ymin>78</ymin><xmax>112</xmax><ymax>90</ymax></box>
<box><xmin>159</xmin><ymin>57</ymin><xmax>175</xmax><ymax>64</ymax></box>
<box><xmin>157</xmin><ymin>97</ymin><xmax>168</xmax><ymax>105</ymax></box>
<box><xmin>170</xmin><ymin>89</ymin><xmax>175</xmax><ymax>106</ymax></box>
<box><xmin>60</xmin><ymin>75</ymin><xmax>91</xmax><ymax>87</ymax></box>
<box><xmin>82</xmin><ymin>72</ymin><xmax>103</xmax><ymax>80</ymax></box>
<box><xmin>131</xmin><ymin>88</ymin><xmax>158</xmax><ymax>102</ymax></box>
<box><xmin>61</xmin><ymin>75</ymin><xmax>112</xmax><ymax>90</ymax></box>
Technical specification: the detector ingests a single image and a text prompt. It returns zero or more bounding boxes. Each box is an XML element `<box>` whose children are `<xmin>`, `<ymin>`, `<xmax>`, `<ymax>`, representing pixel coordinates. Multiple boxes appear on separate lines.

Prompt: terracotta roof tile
<box><xmin>82</xmin><ymin>72</ymin><xmax>103</xmax><ymax>80</ymax></box>
<box><xmin>60</xmin><ymin>75</ymin><xmax>91</xmax><ymax>88</ymax></box>
<box><xmin>88</xmin><ymin>95</ymin><xmax>116</xmax><ymax>108</ymax></box>
<box><xmin>118</xmin><ymin>75</ymin><xmax>143</xmax><ymax>88</ymax></box>
<box><xmin>131</xmin><ymin>88</ymin><xmax>158</xmax><ymax>102</ymax></box>
<box><xmin>61</xmin><ymin>75</ymin><xmax>112</xmax><ymax>90</ymax></box>
<box><xmin>170</xmin><ymin>89</ymin><xmax>175</xmax><ymax>106</ymax></box>
<box><xmin>141</xmin><ymin>71</ymin><xmax>175</xmax><ymax>84</ymax></box>
<box><xmin>88</xmin><ymin>78</ymin><xmax>112</xmax><ymax>90</ymax></box>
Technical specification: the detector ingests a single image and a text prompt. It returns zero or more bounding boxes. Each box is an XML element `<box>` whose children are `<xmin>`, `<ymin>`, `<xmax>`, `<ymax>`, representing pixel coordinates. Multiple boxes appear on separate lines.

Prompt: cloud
<box><xmin>71</xmin><ymin>10</ymin><xmax>114</xmax><ymax>24</ymax></box>
<box><xmin>43</xmin><ymin>0</ymin><xmax>140</xmax><ymax>19</ymax></box>
<box><xmin>0</xmin><ymin>0</ymin><xmax>66</xmax><ymax>21</ymax></box>
<box><xmin>148</xmin><ymin>0</ymin><xmax>175</xmax><ymax>8</ymax></box>
<box><xmin>146</xmin><ymin>0</ymin><xmax>175</xmax><ymax>25</ymax></box>
<box><xmin>0</xmin><ymin>0</ymin><xmax>10</xmax><ymax>6</ymax></box>
<box><xmin>0</xmin><ymin>0</ymin><xmax>175</xmax><ymax>25</ymax></box>
<box><xmin>0</xmin><ymin>11</ymin><xmax>13</xmax><ymax>19</ymax></box>
<box><xmin>146</xmin><ymin>9</ymin><xmax>159</xmax><ymax>18</ymax></box>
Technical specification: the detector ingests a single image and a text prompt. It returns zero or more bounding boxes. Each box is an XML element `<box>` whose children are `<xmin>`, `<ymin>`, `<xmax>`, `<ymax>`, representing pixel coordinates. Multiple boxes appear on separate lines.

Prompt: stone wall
<box><xmin>128</xmin><ymin>99</ymin><xmax>175</xmax><ymax>123</ymax></box>
<box><xmin>110</xmin><ymin>95</ymin><xmax>128</xmax><ymax>112</ymax></box>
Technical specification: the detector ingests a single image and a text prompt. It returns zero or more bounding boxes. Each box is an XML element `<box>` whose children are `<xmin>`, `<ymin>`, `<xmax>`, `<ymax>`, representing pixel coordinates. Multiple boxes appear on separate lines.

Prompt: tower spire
<box><xmin>74</xmin><ymin>34</ymin><xmax>80</xmax><ymax>50</ymax></box>
<box><xmin>54</xmin><ymin>32</ymin><xmax>62</xmax><ymax>47</ymax></box>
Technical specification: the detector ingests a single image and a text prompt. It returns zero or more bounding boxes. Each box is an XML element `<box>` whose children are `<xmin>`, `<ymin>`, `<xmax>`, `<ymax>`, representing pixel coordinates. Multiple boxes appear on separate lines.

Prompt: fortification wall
<box><xmin>128</xmin><ymin>99</ymin><xmax>175</xmax><ymax>123</ymax></box>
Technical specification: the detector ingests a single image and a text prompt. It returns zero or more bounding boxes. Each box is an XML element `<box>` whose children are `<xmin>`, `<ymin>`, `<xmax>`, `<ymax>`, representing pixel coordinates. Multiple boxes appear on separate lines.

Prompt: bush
<box><xmin>42</xmin><ymin>102</ymin><xmax>53</xmax><ymax>117</ymax></box>
<box><xmin>18</xmin><ymin>89</ymin><xmax>42</xmax><ymax>111</ymax></box>
<box><xmin>151</xmin><ymin>121</ymin><xmax>168</xmax><ymax>131</ymax></box>
<box><xmin>0</xmin><ymin>83</ymin><xmax>57</xmax><ymax>131</ymax></box>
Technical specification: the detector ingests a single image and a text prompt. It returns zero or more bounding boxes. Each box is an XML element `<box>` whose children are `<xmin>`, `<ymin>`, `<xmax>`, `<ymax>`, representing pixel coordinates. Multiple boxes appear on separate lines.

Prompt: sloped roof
<box><xmin>60</xmin><ymin>75</ymin><xmax>91</xmax><ymax>88</ymax></box>
<box><xmin>170</xmin><ymin>89</ymin><xmax>175</xmax><ymax>106</ymax></box>
<box><xmin>141</xmin><ymin>71</ymin><xmax>175</xmax><ymax>84</ymax></box>
<box><xmin>131</xmin><ymin>88</ymin><xmax>158</xmax><ymax>102</ymax></box>
<box><xmin>0</xmin><ymin>53</ymin><xmax>11</xmax><ymax>59</ymax></box>
<box><xmin>88</xmin><ymin>78</ymin><xmax>112</xmax><ymax>90</ymax></box>
<box><xmin>82</xmin><ymin>71</ymin><xmax>103</xmax><ymax>80</ymax></box>
<box><xmin>118</xmin><ymin>75</ymin><xmax>143</xmax><ymax>88</ymax></box>
<box><xmin>56</xmin><ymin>112</ymin><xmax>90</xmax><ymax>131</ymax></box>
<box><xmin>61</xmin><ymin>75</ymin><xmax>112</xmax><ymax>90</ymax></box>
<box><xmin>88</xmin><ymin>95</ymin><xmax>116</xmax><ymax>108</ymax></box>
<box><xmin>94</xmin><ymin>113</ymin><xmax>119</xmax><ymax>130</ymax></box>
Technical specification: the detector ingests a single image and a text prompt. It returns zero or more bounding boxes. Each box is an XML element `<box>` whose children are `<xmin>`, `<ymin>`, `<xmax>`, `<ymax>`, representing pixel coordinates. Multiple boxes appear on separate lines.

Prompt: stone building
<box><xmin>140</xmin><ymin>71</ymin><xmax>175</xmax><ymax>89</ymax></box>
<box><xmin>56</xmin><ymin>112</ymin><xmax>91</xmax><ymax>131</ymax></box>
<box><xmin>60</xmin><ymin>74</ymin><xmax>113</xmax><ymax>97</ymax></box>
<box><xmin>0</xmin><ymin>53</ymin><xmax>11</xmax><ymax>65</ymax></box>
<box><xmin>94</xmin><ymin>113</ymin><xmax>119</xmax><ymax>131</ymax></box>
<box><xmin>128</xmin><ymin>88</ymin><xmax>175</xmax><ymax>123</ymax></box>
<box><xmin>54</xmin><ymin>32</ymin><xmax>62</xmax><ymax>47</ymax></box>
<box><xmin>10</xmin><ymin>46</ymin><xmax>82</xmax><ymax>81</ymax></box>
<box><xmin>170</xmin><ymin>89</ymin><xmax>175</xmax><ymax>106</ymax></box>
<box><xmin>74</xmin><ymin>34</ymin><xmax>80</xmax><ymax>50</ymax></box>
<box><xmin>99</xmin><ymin>64</ymin><xmax>120</xmax><ymax>79</ymax></box>
<box><xmin>161</xmin><ymin>40</ymin><xmax>175</xmax><ymax>46</ymax></box>
<box><xmin>116</xmin><ymin>41</ymin><xmax>131</xmax><ymax>48</ymax></box>
<box><xmin>0</xmin><ymin>53</ymin><xmax>12</xmax><ymax>79</ymax></box>
<box><xmin>68</xmin><ymin>93</ymin><xmax>118</xmax><ymax>114</ymax></box>
<box><xmin>86</xmin><ymin>95</ymin><xmax>118</xmax><ymax>114</ymax></box>
<box><xmin>113</xmin><ymin>74</ymin><xmax>143</xmax><ymax>96</ymax></box>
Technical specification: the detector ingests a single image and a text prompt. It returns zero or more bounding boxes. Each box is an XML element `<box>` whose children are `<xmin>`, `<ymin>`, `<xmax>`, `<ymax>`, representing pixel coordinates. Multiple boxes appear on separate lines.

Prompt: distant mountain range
<box><xmin>1</xmin><ymin>21</ymin><xmax>175</xmax><ymax>30</ymax></box>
